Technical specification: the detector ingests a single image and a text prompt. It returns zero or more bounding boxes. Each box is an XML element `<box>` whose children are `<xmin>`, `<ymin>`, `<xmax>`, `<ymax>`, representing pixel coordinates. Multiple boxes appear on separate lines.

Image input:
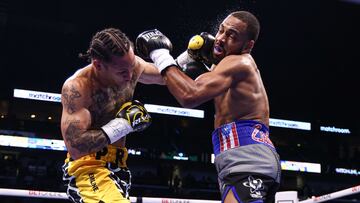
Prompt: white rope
<box><xmin>1</xmin><ymin>185</ymin><xmax>359</xmax><ymax>203</ymax></box>
<box><xmin>0</xmin><ymin>188</ymin><xmax>67</xmax><ymax>199</ymax></box>
<box><xmin>0</xmin><ymin>188</ymin><xmax>221</xmax><ymax>203</ymax></box>
<box><xmin>299</xmin><ymin>185</ymin><xmax>360</xmax><ymax>203</ymax></box>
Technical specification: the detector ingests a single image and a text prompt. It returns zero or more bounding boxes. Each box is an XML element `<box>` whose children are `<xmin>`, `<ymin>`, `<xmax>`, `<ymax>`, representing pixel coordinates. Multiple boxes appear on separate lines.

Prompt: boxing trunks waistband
<box><xmin>212</xmin><ymin>120</ymin><xmax>275</xmax><ymax>156</ymax></box>
<box><xmin>65</xmin><ymin>145</ymin><xmax>128</xmax><ymax>168</ymax></box>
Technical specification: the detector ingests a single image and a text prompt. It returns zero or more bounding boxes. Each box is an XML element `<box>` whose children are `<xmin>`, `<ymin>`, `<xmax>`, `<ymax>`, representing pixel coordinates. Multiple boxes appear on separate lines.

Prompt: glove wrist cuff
<box><xmin>101</xmin><ymin>118</ymin><xmax>133</xmax><ymax>144</ymax></box>
<box><xmin>176</xmin><ymin>51</ymin><xmax>196</xmax><ymax>70</ymax></box>
<box><xmin>150</xmin><ymin>49</ymin><xmax>176</xmax><ymax>73</ymax></box>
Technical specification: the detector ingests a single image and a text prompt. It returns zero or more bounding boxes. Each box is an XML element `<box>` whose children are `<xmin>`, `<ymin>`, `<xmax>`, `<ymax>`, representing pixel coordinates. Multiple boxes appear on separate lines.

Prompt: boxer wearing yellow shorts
<box><xmin>60</xmin><ymin>28</ymin><xmax>163</xmax><ymax>203</ymax></box>
<box><xmin>62</xmin><ymin>146</ymin><xmax>130</xmax><ymax>202</ymax></box>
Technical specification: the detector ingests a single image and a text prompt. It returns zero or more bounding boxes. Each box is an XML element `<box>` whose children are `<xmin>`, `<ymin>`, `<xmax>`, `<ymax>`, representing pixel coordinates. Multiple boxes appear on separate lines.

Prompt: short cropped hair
<box><xmin>79</xmin><ymin>28</ymin><xmax>132</xmax><ymax>62</ymax></box>
<box><xmin>230</xmin><ymin>11</ymin><xmax>260</xmax><ymax>42</ymax></box>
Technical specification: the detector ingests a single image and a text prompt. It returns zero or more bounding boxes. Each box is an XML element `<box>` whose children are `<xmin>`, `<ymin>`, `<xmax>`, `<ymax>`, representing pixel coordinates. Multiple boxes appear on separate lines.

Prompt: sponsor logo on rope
<box><xmin>314</xmin><ymin>194</ymin><xmax>331</xmax><ymax>202</ymax></box>
<box><xmin>28</xmin><ymin>190</ymin><xmax>65</xmax><ymax>197</ymax></box>
<box><xmin>161</xmin><ymin>199</ymin><xmax>190</xmax><ymax>203</ymax></box>
<box><xmin>352</xmin><ymin>185</ymin><xmax>360</xmax><ymax>192</ymax></box>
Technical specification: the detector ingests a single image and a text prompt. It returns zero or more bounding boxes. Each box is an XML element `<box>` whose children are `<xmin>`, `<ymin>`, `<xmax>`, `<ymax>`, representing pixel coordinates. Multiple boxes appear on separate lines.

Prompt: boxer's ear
<box><xmin>93</xmin><ymin>59</ymin><xmax>104</xmax><ymax>70</ymax></box>
<box><xmin>241</xmin><ymin>40</ymin><xmax>255</xmax><ymax>54</ymax></box>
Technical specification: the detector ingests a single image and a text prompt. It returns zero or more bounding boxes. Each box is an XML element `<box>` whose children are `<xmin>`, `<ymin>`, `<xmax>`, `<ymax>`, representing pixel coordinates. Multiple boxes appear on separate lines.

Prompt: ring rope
<box><xmin>299</xmin><ymin>185</ymin><xmax>360</xmax><ymax>203</ymax></box>
<box><xmin>0</xmin><ymin>188</ymin><xmax>220</xmax><ymax>203</ymax></box>
<box><xmin>1</xmin><ymin>185</ymin><xmax>359</xmax><ymax>203</ymax></box>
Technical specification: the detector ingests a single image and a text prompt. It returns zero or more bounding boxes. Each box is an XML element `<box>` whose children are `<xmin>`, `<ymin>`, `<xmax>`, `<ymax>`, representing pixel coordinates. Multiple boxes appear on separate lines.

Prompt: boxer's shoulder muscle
<box><xmin>61</xmin><ymin>76</ymin><xmax>91</xmax><ymax>116</ymax></box>
<box><xmin>215</xmin><ymin>54</ymin><xmax>254</xmax><ymax>73</ymax></box>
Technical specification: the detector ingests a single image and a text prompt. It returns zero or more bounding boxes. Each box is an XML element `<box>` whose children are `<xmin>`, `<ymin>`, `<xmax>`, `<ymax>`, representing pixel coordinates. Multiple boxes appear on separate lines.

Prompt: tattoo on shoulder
<box><xmin>62</xmin><ymin>85</ymin><xmax>81</xmax><ymax>114</ymax></box>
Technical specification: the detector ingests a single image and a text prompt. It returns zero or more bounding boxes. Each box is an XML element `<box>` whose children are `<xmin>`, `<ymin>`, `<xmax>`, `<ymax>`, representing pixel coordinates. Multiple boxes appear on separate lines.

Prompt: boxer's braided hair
<box><xmin>79</xmin><ymin>28</ymin><xmax>133</xmax><ymax>62</ymax></box>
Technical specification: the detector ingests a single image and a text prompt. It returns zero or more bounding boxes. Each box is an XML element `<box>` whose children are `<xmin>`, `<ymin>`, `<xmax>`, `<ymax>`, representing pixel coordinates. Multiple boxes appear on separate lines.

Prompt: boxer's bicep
<box><xmin>61</xmin><ymin>108</ymin><xmax>91</xmax><ymax>146</ymax></box>
<box><xmin>162</xmin><ymin>67</ymin><xmax>231</xmax><ymax>108</ymax></box>
<box><xmin>195</xmin><ymin>54</ymin><xmax>251</xmax><ymax>98</ymax></box>
<box><xmin>193</xmin><ymin>71</ymin><xmax>233</xmax><ymax>101</ymax></box>
<box><xmin>61</xmin><ymin>81</ymin><xmax>94</xmax><ymax>158</ymax></box>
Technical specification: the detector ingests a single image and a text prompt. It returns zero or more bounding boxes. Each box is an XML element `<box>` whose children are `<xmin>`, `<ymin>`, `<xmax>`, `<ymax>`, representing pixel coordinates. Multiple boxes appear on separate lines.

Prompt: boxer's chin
<box><xmin>213</xmin><ymin>52</ymin><xmax>225</xmax><ymax>64</ymax></box>
<box><xmin>213</xmin><ymin>46</ymin><xmax>225</xmax><ymax>60</ymax></box>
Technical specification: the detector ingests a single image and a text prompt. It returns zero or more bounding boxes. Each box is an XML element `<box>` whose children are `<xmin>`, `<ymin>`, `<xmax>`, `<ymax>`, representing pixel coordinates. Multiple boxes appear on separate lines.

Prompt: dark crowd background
<box><xmin>0</xmin><ymin>0</ymin><xmax>359</xmax><ymax>202</ymax></box>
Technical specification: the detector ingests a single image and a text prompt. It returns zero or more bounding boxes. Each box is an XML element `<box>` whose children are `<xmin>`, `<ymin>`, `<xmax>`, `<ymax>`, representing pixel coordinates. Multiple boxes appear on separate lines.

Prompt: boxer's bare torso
<box><xmin>61</xmin><ymin>52</ymin><xmax>163</xmax><ymax>160</ymax></box>
<box><xmin>61</xmin><ymin>64</ymin><xmax>137</xmax><ymax>160</ymax></box>
<box><xmin>213</xmin><ymin>54</ymin><xmax>269</xmax><ymax>128</ymax></box>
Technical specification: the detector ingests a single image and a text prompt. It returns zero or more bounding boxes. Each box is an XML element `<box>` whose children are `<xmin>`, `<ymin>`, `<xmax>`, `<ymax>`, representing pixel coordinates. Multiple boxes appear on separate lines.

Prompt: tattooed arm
<box><xmin>60</xmin><ymin>79</ymin><xmax>108</xmax><ymax>160</ymax></box>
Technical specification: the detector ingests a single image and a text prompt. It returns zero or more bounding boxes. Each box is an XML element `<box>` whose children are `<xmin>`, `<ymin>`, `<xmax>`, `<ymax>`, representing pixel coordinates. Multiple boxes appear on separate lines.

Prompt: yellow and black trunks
<box><xmin>62</xmin><ymin>146</ymin><xmax>131</xmax><ymax>203</ymax></box>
